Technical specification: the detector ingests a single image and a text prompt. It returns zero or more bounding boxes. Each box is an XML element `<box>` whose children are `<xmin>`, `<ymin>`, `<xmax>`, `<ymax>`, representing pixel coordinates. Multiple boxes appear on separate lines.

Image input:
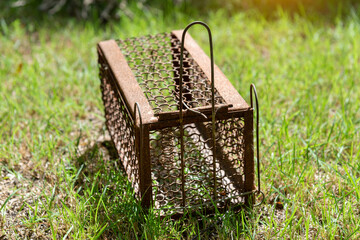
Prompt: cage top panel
<box><xmin>117</xmin><ymin>32</ymin><xmax>228</xmax><ymax>116</ymax></box>
<box><xmin>98</xmin><ymin>30</ymin><xmax>249</xmax><ymax>125</ymax></box>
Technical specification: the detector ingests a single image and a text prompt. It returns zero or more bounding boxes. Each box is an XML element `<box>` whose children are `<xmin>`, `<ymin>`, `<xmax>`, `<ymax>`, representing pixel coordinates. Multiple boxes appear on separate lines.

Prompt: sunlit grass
<box><xmin>1</xmin><ymin>8</ymin><xmax>359</xmax><ymax>239</ymax></box>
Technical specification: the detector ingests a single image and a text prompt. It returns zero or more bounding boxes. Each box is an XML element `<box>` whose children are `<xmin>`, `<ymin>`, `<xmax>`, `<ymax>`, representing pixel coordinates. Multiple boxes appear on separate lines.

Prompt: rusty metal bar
<box><xmin>139</xmin><ymin>124</ymin><xmax>152</xmax><ymax>208</ymax></box>
<box><xmin>155</xmin><ymin>103</ymin><xmax>232</xmax><ymax>120</ymax></box>
<box><xmin>250</xmin><ymin>84</ymin><xmax>260</xmax><ymax>193</ymax></box>
<box><xmin>243</xmin><ymin>109</ymin><xmax>255</xmax><ymax>205</ymax></box>
<box><xmin>97</xmin><ymin>40</ymin><xmax>156</xmax><ymax>125</ymax></box>
<box><xmin>250</xmin><ymin>84</ymin><xmax>264</xmax><ymax>206</ymax></box>
<box><xmin>134</xmin><ymin>102</ymin><xmax>152</xmax><ymax>208</ymax></box>
<box><xmin>148</xmin><ymin>109</ymin><xmax>247</xmax><ymax>131</ymax></box>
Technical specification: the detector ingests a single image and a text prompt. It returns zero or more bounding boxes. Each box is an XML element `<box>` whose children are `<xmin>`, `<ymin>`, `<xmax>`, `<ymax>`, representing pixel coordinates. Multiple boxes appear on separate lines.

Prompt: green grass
<box><xmin>1</xmin><ymin>7</ymin><xmax>360</xmax><ymax>239</ymax></box>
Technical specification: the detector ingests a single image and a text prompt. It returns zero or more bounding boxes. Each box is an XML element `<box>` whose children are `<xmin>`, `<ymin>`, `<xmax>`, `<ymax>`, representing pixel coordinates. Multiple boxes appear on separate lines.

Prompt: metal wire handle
<box><xmin>179</xmin><ymin>21</ymin><xmax>217</xmax><ymax>206</ymax></box>
<box><xmin>250</xmin><ymin>84</ymin><xmax>263</xmax><ymax>200</ymax></box>
<box><xmin>134</xmin><ymin>102</ymin><xmax>143</xmax><ymax>168</ymax></box>
<box><xmin>179</xmin><ymin>21</ymin><xmax>215</xmax><ymax>119</ymax></box>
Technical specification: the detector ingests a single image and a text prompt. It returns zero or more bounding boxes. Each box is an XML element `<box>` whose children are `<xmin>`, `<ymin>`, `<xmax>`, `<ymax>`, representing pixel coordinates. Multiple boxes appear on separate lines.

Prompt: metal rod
<box><xmin>180</xmin><ymin>21</ymin><xmax>217</xmax><ymax>205</ymax></box>
<box><xmin>134</xmin><ymin>102</ymin><xmax>143</xmax><ymax>156</ymax></box>
<box><xmin>250</xmin><ymin>84</ymin><xmax>261</xmax><ymax>194</ymax></box>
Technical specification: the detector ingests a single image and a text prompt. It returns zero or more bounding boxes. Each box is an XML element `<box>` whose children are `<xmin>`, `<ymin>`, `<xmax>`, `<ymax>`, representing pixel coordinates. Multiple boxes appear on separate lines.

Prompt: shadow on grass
<box><xmin>72</xmin><ymin>140</ymin><xmax>259</xmax><ymax>239</ymax></box>
<box><xmin>73</xmin><ymin>140</ymin><xmax>146</xmax><ymax>239</ymax></box>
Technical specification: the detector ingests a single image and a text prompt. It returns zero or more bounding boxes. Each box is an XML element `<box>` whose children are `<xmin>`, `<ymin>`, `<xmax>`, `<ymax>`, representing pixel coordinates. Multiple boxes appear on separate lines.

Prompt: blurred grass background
<box><xmin>1</xmin><ymin>0</ymin><xmax>360</xmax><ymax>239</ymax></box>
<box><xmin>1</xmin><ymin>0</ymin><xmax>360</xmax><ymax>22</ymax></box>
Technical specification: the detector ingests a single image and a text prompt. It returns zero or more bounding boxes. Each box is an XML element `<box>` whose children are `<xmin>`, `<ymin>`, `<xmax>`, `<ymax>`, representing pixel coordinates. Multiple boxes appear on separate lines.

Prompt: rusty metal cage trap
<box><xmin>97</xmin><ymin>22</ymin><xmax>262</xmax><ymax>215</ymax></box>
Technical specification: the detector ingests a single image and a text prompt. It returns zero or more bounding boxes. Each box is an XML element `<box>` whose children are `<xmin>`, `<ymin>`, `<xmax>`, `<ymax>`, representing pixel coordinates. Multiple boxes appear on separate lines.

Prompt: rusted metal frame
<box><xmin>134</xmin><ymin>103</ymin><xmax>152</xmax><ymax>208</ymax></box>
<box><xmin>140</xmin><ymin>125</ymin><xmax>152</xmax><ymax>208</ymax></box>
<box><xmin>147</xmin><ymin>110</ymin><xmax>248</xmax><ymax>131</ymax></box>
<box><xmin>158</xmin><ymin>104</ymin><xmax>248</xmax><ymax>118</ymax></box>
<box><xmin>98</xmin><ymin>48</ymin><xmax>134</xmax><ymax>124</ymax></box>
<box><xmin>97</xmin><ymin>40</ymin><xmax>156</xmax><ymax>125</ymax></box>
<box><xmin>171</xmin><ymin>30</ymin><xmax>250</xmax><ymax>111</ymax></box>
<box><xmin>243</xmin><ymin>109</ymin><xmax>255</xmax><ymax>206</ymax></box>
<box><xmin>99</xmin><ymin>28</ymin><xmax>262</xmax><ymax>213</ymax></box>
<box><xmin>156</xmin><ymin>103</ymin><xmax>232</xmax><ymax>121</ymax></box>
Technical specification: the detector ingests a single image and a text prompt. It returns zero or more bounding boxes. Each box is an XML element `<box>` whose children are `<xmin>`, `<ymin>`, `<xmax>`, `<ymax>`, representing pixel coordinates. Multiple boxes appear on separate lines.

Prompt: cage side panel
<box><xmin>195</xmin><ymin>117</ymin><xmax>246</xmax><ymax>205</ymax></box>
<box><xmin>98</xmin><ymin>51</ymin><xmax>140</xmax><ymax>197</ymax></box>
<box><xmin>243</xmin><ymin>110</ymin><xmax>255</xmax><ymax>205</ymax></box>
<box><xmin>215</xmin><ymin>116</ymin><xmax>246</xmax><ymax>204</ymax></box>
<box><xmin>150</xmin><ymin>124</ymin><xmax>214</xmax><ymax>210</ymax></box>
<box><xmin>150</xmin><ymin>127</ymin><xmax>183</xmax><ymax>211</ymax></box>
<box><xmin>183</xmin><ymin>124</ymin><xmax>215</xmax><ymax>206</ymax></box>
<box><xmin>149</xmin><ymin>117</ymin><xmax>246</xmax><ymax>212</ymax></box>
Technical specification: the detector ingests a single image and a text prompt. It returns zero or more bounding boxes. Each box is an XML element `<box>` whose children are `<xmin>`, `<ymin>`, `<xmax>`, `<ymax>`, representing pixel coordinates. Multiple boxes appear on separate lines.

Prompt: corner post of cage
<box><xmin>243</xmin><ymin>108</ymin><xmax>255</xmax><ymax>206</ymax></box>
<box><xmin>134</xmin><ymin>102</ymin><xmax>152</xmax><ymax>208</ymax></box>
<box><xmin>180</xmin><ymin>21</ymin><xmax>217</xmax><ymax>204</ymax></box>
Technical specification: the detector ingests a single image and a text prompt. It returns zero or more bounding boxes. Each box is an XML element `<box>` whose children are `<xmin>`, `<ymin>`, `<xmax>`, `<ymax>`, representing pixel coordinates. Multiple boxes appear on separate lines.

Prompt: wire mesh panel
<box><xmin>150</xmin><ymin>117</ymin><xmax>246</xmax><ymax>212</ymax></box>
<box><xmin>99</xmin><ymin>56</ymin><xmax>140</xmax><ymax>196</ymax></box>
<box><xmin>117</xmin><ymin>33</ymin><xmax>226</xmax><ymax>115</ymax></box>
<box><xmin>97</xmin><ymin>23</ymin><xmax>259</xmax><ymax>216</ymax></box>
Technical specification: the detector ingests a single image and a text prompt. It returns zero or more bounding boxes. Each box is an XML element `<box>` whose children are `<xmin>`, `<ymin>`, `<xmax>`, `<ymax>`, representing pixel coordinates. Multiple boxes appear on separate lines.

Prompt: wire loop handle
<box><xmin>179</xmin><ymin>21</ymin><xmax>217</xmax><ymax>205</ymax></box>
<box><xmin>179</xmin><ymin>21</ymin><xmax>215</xmax><ymax>120</ymax></box>
<box><xmin>250</xmin><ymin>84</ymin><xmax>263</xmax><ymax>199</ymax></box>
<box><xmin>134</xmin><ymin>102</ymin><xmax>143</xmax><ymax>165</ymax></box>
